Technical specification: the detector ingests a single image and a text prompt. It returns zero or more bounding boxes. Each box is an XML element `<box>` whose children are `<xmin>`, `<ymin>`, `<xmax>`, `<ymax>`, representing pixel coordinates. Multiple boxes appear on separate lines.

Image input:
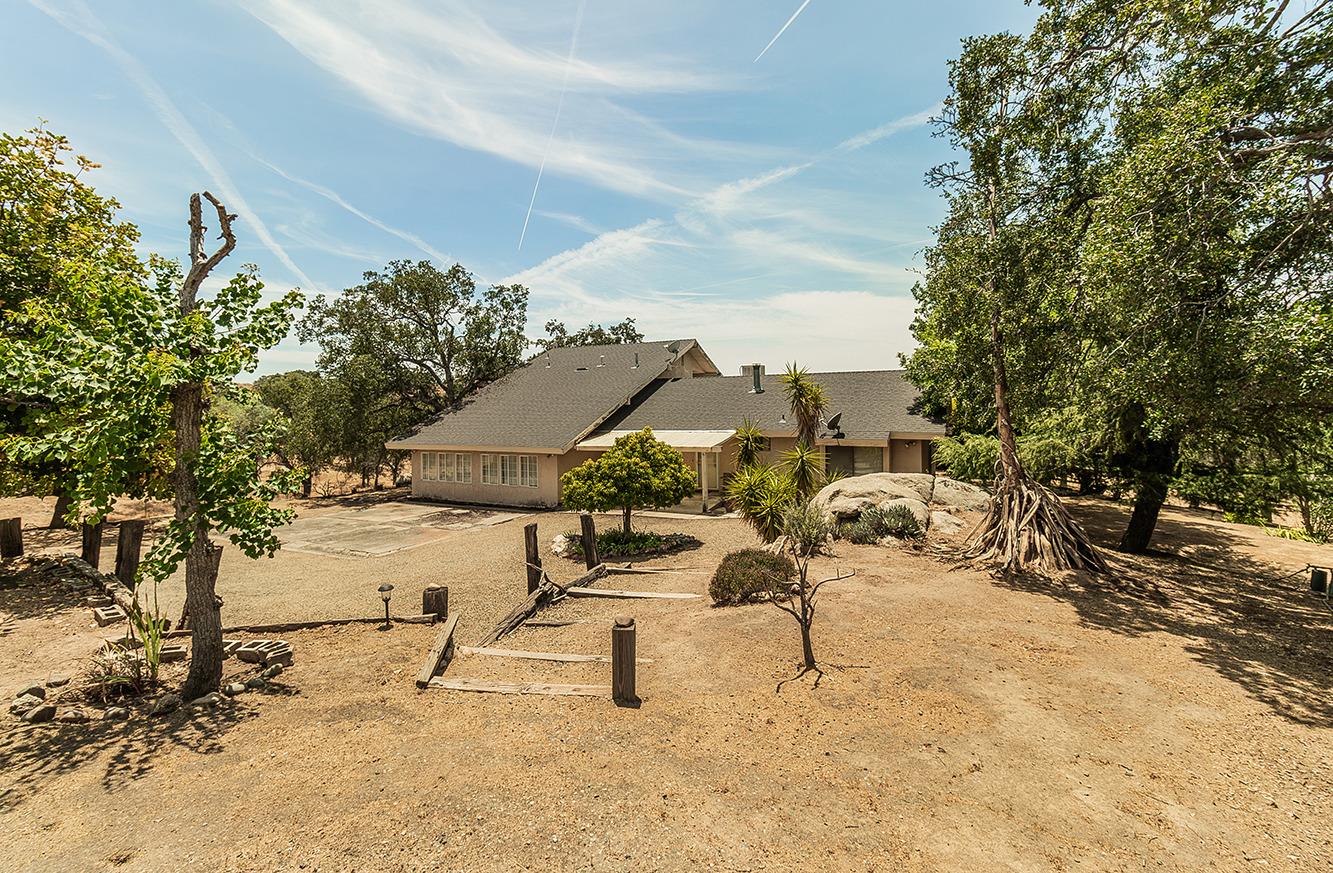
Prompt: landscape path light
<box><xmin>378</xmin><ymin>583</ymin><xmax>394</xmax><ymax>627</ymax></box>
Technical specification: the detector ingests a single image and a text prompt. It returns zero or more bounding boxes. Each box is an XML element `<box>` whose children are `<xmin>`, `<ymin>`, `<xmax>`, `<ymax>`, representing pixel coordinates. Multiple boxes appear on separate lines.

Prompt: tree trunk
<box><xmin>799</xmin><ymin>620</ymin><xmax>816</xmax><ymax>671</ymax></box>
<box><xmin>175</xmin><ymin>381</ymin><xmax>222</xmax><ymax>699</ymax></box>
<box><xmin>175</xmin><ymin>191</ymin><xmax>236</xmax><ymax>700</ymax></box>
<box><xmin>990</xmin><ymin>305</ymin><xmax>1023</xmax><ymax>486</ymax></box>
<box><xmin>622</xmin><ymin>505</ymin><xmax>632</xmax><ymax>535</ymax></box>
<box><xmin>301</xmin><ymin>474</ymin><xmax>313</xmax><ymax>498</ymax></box>
<box><xmin>1116</xmin><ymin>429</ymin><xmax>1178</xmax><ymax>554</ymax></box>
<box><xmin>49</xmin><ymin>493</ymin><xmax>73</xmax><ymax>529</ymax></box>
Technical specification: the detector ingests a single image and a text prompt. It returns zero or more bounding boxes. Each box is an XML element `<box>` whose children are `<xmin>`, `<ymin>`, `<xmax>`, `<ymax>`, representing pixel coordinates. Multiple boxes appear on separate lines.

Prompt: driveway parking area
<box><xmin>278</xmin><ymin>501</ymin><xmax>525</xmax><ymax>557</ymax></box>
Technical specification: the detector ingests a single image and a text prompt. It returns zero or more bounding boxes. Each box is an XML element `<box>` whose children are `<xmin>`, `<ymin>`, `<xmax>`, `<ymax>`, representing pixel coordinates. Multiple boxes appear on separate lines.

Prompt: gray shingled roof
<box><xmin>597</xmin><ymin>370</ymin><xmax>943</xmax><ymax>440</ymax></box>
<box><xmin>386</xmin><ymin>340</ymin><xmax>702</xmax><ymax>451</ymax></box>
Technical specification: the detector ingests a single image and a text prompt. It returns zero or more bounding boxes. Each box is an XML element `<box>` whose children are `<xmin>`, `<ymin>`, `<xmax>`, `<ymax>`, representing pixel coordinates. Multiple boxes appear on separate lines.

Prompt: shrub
<box><xmin>836</xmin><ymin>504</ymin><xmax>923</xmax><ymax>543</ymax></box>
<box><xmin>709</xmin><ymin>548</ymin><xmax>795</xmax><ymax>606</ymax></box>
<box><xmin>581</xmin><ymin>528</ymin><xmax>702</xmax><ymax>558</ymax></box>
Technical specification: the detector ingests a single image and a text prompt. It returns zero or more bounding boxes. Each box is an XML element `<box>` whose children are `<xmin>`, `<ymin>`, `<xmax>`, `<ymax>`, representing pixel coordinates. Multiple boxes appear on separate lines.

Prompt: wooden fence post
<box><xmin>612</xmin><ymin>615</ymin><xmax>638</xmax><ymax>707</ymax></box>
<box><xmin>0</xmin><ymin>518</ymin><xmax>22</xmax><ymax>559</ymax></box>
<box><xmin>580</xmin><ymin>512</ymin><xmax>599</xmax><ymax>570</ymax></box>
<box><xmin>114</xmin><ymin>520</ymin><xmax>146</xmax><ymax>589</ymax></box>
<box><xmin>80</xmin><ymin>521</ymin><xmax>105</xmax><ymax>569</ymax></box>
<box><xmin>524</xmin><ymin>522</ymin><xmax>542</xmax><ymax>594</ymax></box>
<box><xmin>423</xmin><ymin>585</ymin><xmax>449</xmax><ymax>619</ymax></box>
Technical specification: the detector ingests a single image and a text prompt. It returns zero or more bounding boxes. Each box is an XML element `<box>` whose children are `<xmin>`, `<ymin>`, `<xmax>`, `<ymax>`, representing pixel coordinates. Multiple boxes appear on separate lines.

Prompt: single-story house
<box><xmin>385</xmin><ymin>339</ymin><xmax>945</xmax><ymax>508</ymax></box>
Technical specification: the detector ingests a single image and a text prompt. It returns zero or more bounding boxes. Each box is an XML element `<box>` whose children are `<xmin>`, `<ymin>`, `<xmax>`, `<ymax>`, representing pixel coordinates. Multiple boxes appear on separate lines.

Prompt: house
<box><xmin>385</xmin><ymin>339</ymin><xmax>945</xmax><ymax>508</ymax></box>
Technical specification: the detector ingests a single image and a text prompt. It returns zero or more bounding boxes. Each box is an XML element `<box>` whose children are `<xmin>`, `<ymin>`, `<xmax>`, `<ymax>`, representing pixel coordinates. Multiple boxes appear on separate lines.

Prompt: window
<box><xmin>421</xmin><ymin>452</ymin><xmax>472</xmax><ymax>483</ymax></box>
<box><xmin>481</xmin><ymin>453</ymin><xmax>538</xmax><ymax>487</ymax></box>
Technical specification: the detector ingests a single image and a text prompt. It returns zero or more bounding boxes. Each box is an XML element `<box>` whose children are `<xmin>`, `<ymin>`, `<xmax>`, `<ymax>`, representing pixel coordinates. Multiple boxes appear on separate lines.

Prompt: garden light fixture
<box><xmin>378</xmin><ymin>583</ymin><xmax>394</xmax><ymax>626</ymax></box>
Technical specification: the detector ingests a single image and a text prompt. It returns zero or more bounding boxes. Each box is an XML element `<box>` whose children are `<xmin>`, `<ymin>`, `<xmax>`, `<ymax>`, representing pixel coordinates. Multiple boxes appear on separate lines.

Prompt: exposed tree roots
<box><xmin>963</xmin><ymin>476</ymin><xmax>1108</xmax><ymax>575</ymax></box>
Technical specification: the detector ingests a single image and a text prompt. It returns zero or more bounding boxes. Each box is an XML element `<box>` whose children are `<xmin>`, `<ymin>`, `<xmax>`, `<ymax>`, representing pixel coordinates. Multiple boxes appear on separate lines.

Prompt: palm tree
<box><xmin>779</xmin><ymin>363</ymin><xmax>827</xmax><ymax>448</ymax></box>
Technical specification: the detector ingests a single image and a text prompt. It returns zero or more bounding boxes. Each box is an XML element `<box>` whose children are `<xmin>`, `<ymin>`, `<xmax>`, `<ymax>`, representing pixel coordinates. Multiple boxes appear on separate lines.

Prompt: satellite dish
<box><xmin>825</xmin><ymin>412</ymin><xmax>842</xmax><ymax>431</ymax></box>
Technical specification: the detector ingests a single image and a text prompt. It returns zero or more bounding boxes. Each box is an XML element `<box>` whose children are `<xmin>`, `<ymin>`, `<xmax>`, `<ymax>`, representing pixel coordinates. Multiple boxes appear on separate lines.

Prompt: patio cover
<box><xmin>576</xmin><ymin>429</ymin><xmax>735</xmax><ymax>452</ymax></box>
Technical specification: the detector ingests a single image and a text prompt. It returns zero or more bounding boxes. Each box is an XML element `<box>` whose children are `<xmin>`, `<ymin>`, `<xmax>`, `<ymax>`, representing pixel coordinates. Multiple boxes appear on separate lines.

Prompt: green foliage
<box><xmin>538</xmin><ymin>317</ymin><xmax>642</xmax><ymax>350</ymax></box>
<box><xmin>780</xmin><ymin>443</ymin><xmax>825</xmax><ymax>499</ymax></box>
<box><xmin>905</xmin><ymin>2</ymin><xmax>1333</xmax><ymax>550</ymax></box>
<box><xmin>782</xmin><ymin>500</ymin><xmax>832</xmax><ymax>556</ymax></box>
<box><xmin>571</xmin><ymin>528</ymin><xmax>703</xmax><ymax>558</ymax></box>
<box><xmin>253</xmin><ymin>370</ymin><xmax>344</xmax><ymax>493</ymax></box>
<box><xmin>733</xmin><ymin>419</ymin><xmax>767</xmax><ymax>470</ymax></box>
<box><xmin>560</xmin><ymin>428</ymin><xmax>697</xmax><ymax>533</ymax></box>
<box><xmin>838</xmin><ymin>504</ymin><xmax>923</xmax><ymax>544</ymax></box>
<box><xmin>0</xmin><ymin>127</ymin><xmax>167</xmax><ymax>514</ymax></box>
<box><xmin>779</xmin><ymin>363</ymin><xmax>827</xmax><ymax>448</ymax></box>
<box><xmin>708</xmin><ymin>548</ymin><xmax>795</xmax><ymax>606</ymax></box>
<box><xmin>932</xmin><ymin>434</ymin><xmax>1000</xmax><ymax>483</ymax></box>
<box><xmin>726</xmin><ymin>463</ymin><xmax>796</xmax><ymax>543</ymax></box>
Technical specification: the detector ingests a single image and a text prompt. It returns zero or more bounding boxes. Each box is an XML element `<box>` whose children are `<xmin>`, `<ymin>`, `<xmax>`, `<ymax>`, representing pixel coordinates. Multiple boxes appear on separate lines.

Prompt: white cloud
<box><xmin>239</xmin><ymin>0</ymin><xmax>748</xmax><ymax>200</ymax></box>
<box><xmin>30</xmin><ymin>0</ymin><xmax>321</xmax><ymax>293</ymax></box>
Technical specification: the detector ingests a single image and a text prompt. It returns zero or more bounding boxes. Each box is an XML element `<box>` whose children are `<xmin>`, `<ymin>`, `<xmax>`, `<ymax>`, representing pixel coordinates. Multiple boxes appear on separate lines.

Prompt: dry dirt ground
<box><xmin>1</xmin><ymin>494</ymin><xmax>1331</xmax><ymax>872</ymax></box>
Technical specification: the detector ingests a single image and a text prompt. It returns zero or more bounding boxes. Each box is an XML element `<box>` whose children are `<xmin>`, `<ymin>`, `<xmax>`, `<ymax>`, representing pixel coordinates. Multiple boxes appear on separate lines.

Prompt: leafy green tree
<box><xmin>538</xmin><ymin>317</ymin><xmax>643</xmax><ymax>350</ymax></box>
<box><xmin>560</xmin><ymin>428</ymin><xmax>697</xmax><ymax>534</ymax></box>
<box><xmin>0</xmin><ymin>126</ymin><xmax>168</xmax><ymax>523</ymax></box>
<box><xmin>254</xmin><ymin>370</ymin><xmax>341</xmax><ymax>496</ymax></box>
<box><xmin>301</xmin><ymin>260</ymin><xmax>528</xmax><ymax>414</ymax></box>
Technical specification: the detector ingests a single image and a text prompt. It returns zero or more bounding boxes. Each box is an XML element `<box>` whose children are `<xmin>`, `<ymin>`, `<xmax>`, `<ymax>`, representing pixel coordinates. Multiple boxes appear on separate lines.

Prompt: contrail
<box><xmin>754</xmin><ymin>0</ymin><xmax>813</xmax><ymax>63</ymax></box>
<box><xmin>29</xmin><ymin>0</ymin><xmax>321</xmax><ymax>293</ymax></box>
<box><xmin>518</xmin><ymin>0</ymin><xmax>588</xmax><ymax>252</ymax></box>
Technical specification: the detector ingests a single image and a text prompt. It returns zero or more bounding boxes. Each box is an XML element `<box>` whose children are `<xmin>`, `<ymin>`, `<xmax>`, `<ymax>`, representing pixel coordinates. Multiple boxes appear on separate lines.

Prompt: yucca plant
<box><xmin>779</xmin><ymin>364</ymin><xmax>827</xmax><ymax>448</ymax></box>
<box><xmin>781</xmin><ymin>443</ymin><xmax>826</xmax><ymax>499</ymax></box>
<box><xmin>734</xmin><ymin>419</ymin><xmax>768</xmax><ymax>470</ymax></box>
<box><xmin>726</xmin><ymin>463</ymin><xmax>796</xmax><ymax>543</ymax></box>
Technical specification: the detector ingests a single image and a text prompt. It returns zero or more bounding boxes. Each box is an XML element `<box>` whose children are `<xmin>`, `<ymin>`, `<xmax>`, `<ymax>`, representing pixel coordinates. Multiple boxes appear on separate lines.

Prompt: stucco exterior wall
<box><xmin>410</xmin><ymin>450</ymin><xmax>562</xmax><ymax>507</ymax></box>
<box><xmin>889</xmin><ymin>439</ymin><xmax>929</xmax><ymax>474</ymax></box>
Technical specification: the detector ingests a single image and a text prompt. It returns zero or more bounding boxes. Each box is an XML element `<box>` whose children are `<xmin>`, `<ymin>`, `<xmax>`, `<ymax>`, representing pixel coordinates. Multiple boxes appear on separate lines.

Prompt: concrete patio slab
<box><xmin>278</xmin><ymin>501</ymin><xmax>525</xmax><ymax>558</ymax></box>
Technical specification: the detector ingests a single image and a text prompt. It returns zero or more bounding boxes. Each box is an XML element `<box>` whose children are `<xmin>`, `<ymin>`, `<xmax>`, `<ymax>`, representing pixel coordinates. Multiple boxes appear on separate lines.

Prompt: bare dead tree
<box><xmin>767</xmin><ymin>502</ymin><xmax>854</xmax><ymax>688</ymax></box>
<box><xmin>177</xmin><ymin>191</ymin><xmax>234</xmax><ymax>700</ymax></box>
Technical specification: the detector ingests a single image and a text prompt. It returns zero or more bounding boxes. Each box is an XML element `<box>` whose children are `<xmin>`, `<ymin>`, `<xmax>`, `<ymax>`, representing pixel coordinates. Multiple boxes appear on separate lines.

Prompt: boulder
<box><xmin>930</xmin><ymin>511</ymin><xmax>966</xmax><ymax>536</ymax></box>
<box><xmin>223</xmin><ymin>682</ymin><xmax>247</xmax><ymax>697</ymax></box>
<box><xmin>14</xmin><ymin>684</ymin><xmax>45</xmax><ymax>701</ymax></box>
<box><xmin>149</xmin><ymin>693</ymin><xmax>181</xmax><ymax>717</ymax></box>
<box><xmin>103</xmin><ymin>707</ymin><xmax>130</xmax><ymax>721</ymax></box>
<box><xmin>10</xmin><ymin>694</ymin><xmax>42</xmax><ymax>716</ymax></box>
<box><xmin>57</xmin><ymin>708</ymin><xmax>90</xmax><ymax>723</ymax></box>
<box><xmin>879</xmin><ymin>497</ymin><xmax>930</xmax><ymax>532</ymax></box>
<box><xmin>22</xmin><ymin>704</ymin><xmax>56</xmax><ymax>724</ymax></box>
<box><xmin>814</xmin><ymin>473</ymin><xmax>934</xmax><ymax>520</ymax></box>
<box><xmin>551</xmin><ymin>534</ymin><xmax>580</xmax><ymax>559</ymax></box>
<box><xmin>931</xmin><ymin>477</ymin><xmax>991</xmax><ymax>512</ymax></box>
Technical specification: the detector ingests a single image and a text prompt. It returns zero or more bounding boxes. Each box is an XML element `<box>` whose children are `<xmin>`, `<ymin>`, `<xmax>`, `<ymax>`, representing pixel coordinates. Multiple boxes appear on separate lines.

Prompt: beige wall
<box><xmin>889</xmin><ymin>439</ymin><xmax>928</xmax><ymax>474</ymax></box>
<box><xmin>410</xmin><ymin>450</ymin><xmax>562</xmax><ymax>508</ymax></box>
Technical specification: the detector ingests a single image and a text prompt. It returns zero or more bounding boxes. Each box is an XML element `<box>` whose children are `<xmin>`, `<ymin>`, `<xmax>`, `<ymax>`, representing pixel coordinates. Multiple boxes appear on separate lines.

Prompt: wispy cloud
<box><xmin>30</xmin><ymin>0</ymin><xmax>320</xmax><ymax>292</ymax></box>
<box><xmin>754</xmin><ymin>0</ymin><xmax>815</xmax><ymax>63</ymax></box>
<box><xmin>534</xmin><ymin>210</ymin><xmax>602</xmax><ymax>236</ymax></box>
<box><xmin>253</xmin><ymin>155</ymin><xmax>452</xmax><ymax>265</ymax></box>
<box><xmin>507</xmin><ymin>103</ymin><xmax>938</xmax><ymax>365</ymax></box>
<box><xmin>240</xmin><ymin>0</ymin><xmax>742</xmax><ymax>201</ymax></box>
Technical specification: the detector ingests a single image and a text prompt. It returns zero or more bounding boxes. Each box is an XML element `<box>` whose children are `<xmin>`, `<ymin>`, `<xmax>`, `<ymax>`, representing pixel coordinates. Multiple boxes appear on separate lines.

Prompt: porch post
<box><xmin>701</xmin><ymin>451</ymin><xmax>710</xmax><ymax>511</ymax></box>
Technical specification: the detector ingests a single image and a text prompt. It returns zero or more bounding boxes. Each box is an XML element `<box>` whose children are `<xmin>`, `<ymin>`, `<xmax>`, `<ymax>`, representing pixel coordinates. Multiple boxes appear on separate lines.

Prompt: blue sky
<box><xmin>4</xmin><ymin>0</ymin><xmax>1036</xmax><ymax>375</ymax></box>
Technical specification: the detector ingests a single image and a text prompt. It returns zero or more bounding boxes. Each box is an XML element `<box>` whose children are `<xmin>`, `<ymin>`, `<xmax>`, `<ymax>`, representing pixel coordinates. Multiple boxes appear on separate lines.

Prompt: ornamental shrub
<box><xmin>709</xmin><ymin>548</ymin><xmax>795</xmax><ymax>606</ymax></box>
